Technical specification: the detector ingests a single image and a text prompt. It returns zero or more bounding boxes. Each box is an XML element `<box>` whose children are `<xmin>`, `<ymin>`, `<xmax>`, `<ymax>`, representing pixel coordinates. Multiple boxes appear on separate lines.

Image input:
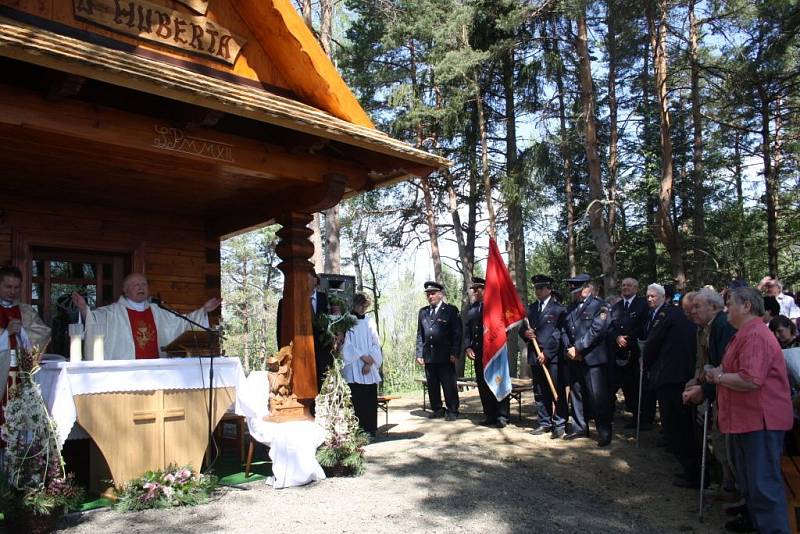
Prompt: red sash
<box><xmin>0</xmin><ymin>304</ymin><xmax>22</xmax><ymax>350</ymax></box>
<box><xmin>126</xmin><ymin>308</ymin><xmax>159</xmax><ymax>359</ymax></box>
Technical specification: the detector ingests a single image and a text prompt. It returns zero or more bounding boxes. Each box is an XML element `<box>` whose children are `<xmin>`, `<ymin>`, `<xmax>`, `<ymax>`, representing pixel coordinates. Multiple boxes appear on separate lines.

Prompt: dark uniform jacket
<box><xmin>701</xmin><ymin>311</ymin><xmax>737</xmax><ymax>402</ymax></box>
<box><xmin>565</xmin><ymin>295</ymin><xmax>610</xmax><ymax>367</ymax></box>
<box><xmin>520</xmin><ymin>298</ymin><xmax>567</xmax><ymax>365</ymax></box>
<box><xmin>464</xmin><ymin>301</ymin><xmax>483</xmax><ymax>360</ymax></box>
<box><xmin>416</xmin><ymin>302</ymin><xmax>462</xmax><ymax>364</ymax></box>
<box><xmin>608</xmin><ymin>295</ymin><xmax>648</xmax><ymax>361</ymax></box>
<box><xmin>642</xmin><ymin>304</ymin><xmax>697</xmax><ymax>388</ymax></box>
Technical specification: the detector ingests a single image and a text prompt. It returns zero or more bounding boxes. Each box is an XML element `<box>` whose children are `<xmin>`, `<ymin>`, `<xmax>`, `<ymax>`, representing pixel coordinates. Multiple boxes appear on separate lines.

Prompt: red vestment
<box><xmin>1</xmin><ymin>304</ymin><xmax>22</xmax><ymax>447</ymax></box>
<box><xmin>126</xmin><ymin>308</ymin><xmax>160</xmax><ymax>359</ymax></box>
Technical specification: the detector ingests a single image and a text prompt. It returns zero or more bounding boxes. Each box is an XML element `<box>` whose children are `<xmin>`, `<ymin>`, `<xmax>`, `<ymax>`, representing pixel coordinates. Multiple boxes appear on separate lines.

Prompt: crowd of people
<box><xmin>413</xmin><ymin>272</ymin><xmax>798</xmax><ymax>534</ymax></box>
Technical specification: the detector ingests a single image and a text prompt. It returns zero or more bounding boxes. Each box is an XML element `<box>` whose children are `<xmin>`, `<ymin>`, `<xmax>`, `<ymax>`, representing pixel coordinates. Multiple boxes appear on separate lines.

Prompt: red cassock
<box><xmin>125</xmin><ymin>308</ymin><xmax>160</xmax><ymax>359</ymax></box>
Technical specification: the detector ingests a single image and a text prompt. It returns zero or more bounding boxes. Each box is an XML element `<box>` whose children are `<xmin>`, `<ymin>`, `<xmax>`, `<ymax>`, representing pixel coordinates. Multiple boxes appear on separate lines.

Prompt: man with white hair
<box><xmin>643</xmin><ymin>283</ymin><xmax>699</xmax><ymax>487</ymax></box>
<box><xmin>759</xmin><ymin>276</ymin><xmax>800</xmax><ymax>319</ymax></box>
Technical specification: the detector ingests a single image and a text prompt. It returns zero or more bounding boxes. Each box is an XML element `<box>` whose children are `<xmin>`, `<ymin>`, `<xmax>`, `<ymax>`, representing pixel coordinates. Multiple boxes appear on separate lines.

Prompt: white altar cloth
<box><xmin>35</xmin><ymin>359</ymin><xmax>326</xmax><ymax>489</ymax></box>
<box><xmin>36</xmin><ymin>357</ymin><xmax>251</xmax><ymax>450</ymax></box>
<box><xmin>239</xmin><ymin>371</ymin><xmax>326</xmax><ymax>489</ymax></box>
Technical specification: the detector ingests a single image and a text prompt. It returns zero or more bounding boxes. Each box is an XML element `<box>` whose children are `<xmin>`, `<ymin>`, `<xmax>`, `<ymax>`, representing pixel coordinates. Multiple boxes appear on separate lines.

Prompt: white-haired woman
<box><xmin>342</xmin><ymin>293</ymin><xmax>383</xmax><ymax>436</ymax></box>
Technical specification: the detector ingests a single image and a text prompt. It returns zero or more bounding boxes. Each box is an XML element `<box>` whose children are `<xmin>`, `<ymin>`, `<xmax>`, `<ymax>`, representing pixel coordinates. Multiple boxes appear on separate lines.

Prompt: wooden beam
<box><xmin>0</xmin><ymin>81</ymin><xmax>368</xmax><ymax>186</ymax></box>
<box><xmin>208</xmin><ymin>173</ymin><xmax>347</xmax><ymax>238</ymax></box>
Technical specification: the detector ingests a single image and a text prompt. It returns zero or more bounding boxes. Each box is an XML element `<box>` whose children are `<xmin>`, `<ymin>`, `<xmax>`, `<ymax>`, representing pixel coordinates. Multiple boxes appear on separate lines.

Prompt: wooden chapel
<box><xmin>0</xmin><ymin>0</ymin><xmax>446</xmax><ymax>403</ymax></box>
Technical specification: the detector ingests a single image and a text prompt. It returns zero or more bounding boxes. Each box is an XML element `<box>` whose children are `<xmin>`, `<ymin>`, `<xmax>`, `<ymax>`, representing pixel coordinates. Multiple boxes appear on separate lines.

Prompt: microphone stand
<box><xmin>152</xmin><ymin>299</ymin><xmax>220</xmax><ymax>471</ymax></box>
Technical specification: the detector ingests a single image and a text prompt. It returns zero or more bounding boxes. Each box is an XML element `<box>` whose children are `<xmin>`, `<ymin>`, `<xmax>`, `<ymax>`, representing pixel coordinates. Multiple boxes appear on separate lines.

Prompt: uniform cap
<box><xmin>531</xmin><ymin>274</ymin><xmax>554</xmax><ymax>286</ymax></box>
<box><xmin>565</xmin><ymin>273</ymin><xmax>592</xmax><ymax>292</ymax></box>
<box><xmin>424</xmin><ymin>281</ymin><xmax>444</xmax><ymax>292</ymax></box>
<box><xmin>469</xmin><ymin>277</ymin><xmax>485</xmax><ymax>289</ymax></box>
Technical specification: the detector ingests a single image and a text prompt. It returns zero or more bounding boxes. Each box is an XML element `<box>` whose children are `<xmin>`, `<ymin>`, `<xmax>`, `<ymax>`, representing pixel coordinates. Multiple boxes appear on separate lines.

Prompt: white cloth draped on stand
<box><xmin>239</xmin><ymin>371</ymin><xmax>326</xmax><ymax>489</ymax></box>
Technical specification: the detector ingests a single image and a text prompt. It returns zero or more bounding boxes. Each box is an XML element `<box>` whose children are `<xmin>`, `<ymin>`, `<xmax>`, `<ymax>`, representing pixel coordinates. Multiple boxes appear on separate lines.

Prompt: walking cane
<box><xmin>699</xmin><ymin>400</ymin><xmax>710</xmax><ymax>521</ymax></box>
<box><xmin>635</xmin><ymin>339</ymin><xmax>645</xmax><ymax>449</ymax></box>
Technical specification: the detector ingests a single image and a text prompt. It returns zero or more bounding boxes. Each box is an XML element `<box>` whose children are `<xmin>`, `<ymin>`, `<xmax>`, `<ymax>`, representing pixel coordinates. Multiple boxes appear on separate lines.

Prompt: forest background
<box><xmin>221</xmin><ymin>0</ymin><xmax>800</xmax><ymax>393</ymax></box>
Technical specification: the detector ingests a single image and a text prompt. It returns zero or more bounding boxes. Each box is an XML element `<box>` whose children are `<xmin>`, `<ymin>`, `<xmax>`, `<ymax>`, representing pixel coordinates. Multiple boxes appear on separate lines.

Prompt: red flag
<box><xmin>482</xmin><ymin>238</ymin><xmax>527</xmax><ymax>400</ymax></box>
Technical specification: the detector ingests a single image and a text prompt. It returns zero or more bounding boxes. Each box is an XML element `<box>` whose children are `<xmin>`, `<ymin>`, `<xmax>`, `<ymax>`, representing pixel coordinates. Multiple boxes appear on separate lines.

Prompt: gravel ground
<box><xmin>53</xmin><ymin>390</ymin><xmax>730</xmax><ymax>533</ymax></box>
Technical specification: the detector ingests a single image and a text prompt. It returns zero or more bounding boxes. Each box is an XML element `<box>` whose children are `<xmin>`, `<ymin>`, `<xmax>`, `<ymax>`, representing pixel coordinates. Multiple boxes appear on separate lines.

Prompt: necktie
<box><xmin>430</xmin><ymin>305</ymin><xmax>436</xmax><ymax>316</ymax></box>
<box><xmin>538</xmin><ymin>301</ymin><xmax>544</xmax><ymax>313</ymax></box>
<box><xmin>624</xmin><ymin>300</ymin><xmax>630</xmax><ymax>312</ymax></box>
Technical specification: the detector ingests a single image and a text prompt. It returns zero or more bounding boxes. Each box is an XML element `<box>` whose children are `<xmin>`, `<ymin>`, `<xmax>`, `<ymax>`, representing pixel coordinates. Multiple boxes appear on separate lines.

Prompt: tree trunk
<box><xmin>551</xmin><ymin>15</ymin><xmax>576</xmax><ymax>277</ymax></box>
<box><xmin>606</xmin><ymin>1</ymin><xmax>619</xmax><ymax>245</ymax></box>
<box><xmin>475</xmin><ymin>77</ymin><xmax>496</xmax><ymax>240</ymax></box>
<box><xmin>647</xmin><ymin>0</ymin><xmax>685</xmax><ymax>290</ymax></box>
<box><xmin>323</xmin><ymin>206</ymin><xmax>341</xmax><ymax>274</ymax></box>
<box><xmin>733</xmin><ymin>130</ymin><xmax>747</xmax><ymax>280</ymax></box>
<box><xmin>503</xmin><ymin>47</ymin><xmax>527</xmax><ymax>304</ymax></box>
<box><xmin>309</xmin><ymin>213</ymin><xmax>324</xmax><ymax>273</ymax></box>
<box><xmin>689</xmin><ymin>0</ymin><xmax>706</xmax><ymax>285</ymax></box>
<box><xmin>758</xmin><ymin>84</ymin><xmax>779</xmax><ymax>276</ymax></box>
<box><xmin>302</xmin><ymin>0</ymin><xmax>312</xmax><ymax>29</ymax></box>
<box><xmin>575</xmin><ymin>14</ymin><xmax>617</xmax><ymax>296</ymax></box>
<box><xmin>319</xmin><ymin>0</ymin><xmax>333</xmax><ymax>56</ymax></box>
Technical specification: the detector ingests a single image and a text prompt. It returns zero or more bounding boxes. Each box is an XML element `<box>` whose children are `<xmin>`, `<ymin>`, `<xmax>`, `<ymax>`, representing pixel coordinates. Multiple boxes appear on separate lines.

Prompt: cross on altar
<box><xmin>130</xmin><ymin>391</ymin><xmax>187</xmax><ymax>469</ymax></box>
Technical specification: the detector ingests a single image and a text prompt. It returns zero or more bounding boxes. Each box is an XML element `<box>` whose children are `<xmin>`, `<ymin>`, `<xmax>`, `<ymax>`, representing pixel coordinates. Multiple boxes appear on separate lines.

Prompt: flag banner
<box><xmin>482</xmin><ymin>238</ymin><xmax>527</xmax><ymax>401</ymax></box>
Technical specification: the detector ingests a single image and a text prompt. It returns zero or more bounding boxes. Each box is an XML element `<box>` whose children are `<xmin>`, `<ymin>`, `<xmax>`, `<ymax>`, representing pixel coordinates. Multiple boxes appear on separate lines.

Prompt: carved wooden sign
<box><xmin>73</xmin><ymin>0</ymin><xmax>246</xmax><ymax>65</ymax></box>
<box><xmin>153</xmin><ymin>125</ymin><xmax>234</xmax><ymax>162</ymax></box>
<box><xmin>175</xmin><ymin>0</ymin><xmax>208</xmax><ymax>15</ymax></box>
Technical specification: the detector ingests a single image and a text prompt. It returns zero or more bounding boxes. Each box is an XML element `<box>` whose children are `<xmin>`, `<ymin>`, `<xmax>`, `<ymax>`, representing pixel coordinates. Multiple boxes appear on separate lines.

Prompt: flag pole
<box><xmin>525</xmin><ymin>318</ymin><xmax>558</xmax><ymax>401</ymax></box>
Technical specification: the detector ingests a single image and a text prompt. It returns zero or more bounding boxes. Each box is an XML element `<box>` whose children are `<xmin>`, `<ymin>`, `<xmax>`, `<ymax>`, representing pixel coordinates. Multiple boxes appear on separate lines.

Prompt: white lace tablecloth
<box><xmin>35</xmin><ymin>358</ymin><xmax>325</xmax><ymax>489</ymax></box>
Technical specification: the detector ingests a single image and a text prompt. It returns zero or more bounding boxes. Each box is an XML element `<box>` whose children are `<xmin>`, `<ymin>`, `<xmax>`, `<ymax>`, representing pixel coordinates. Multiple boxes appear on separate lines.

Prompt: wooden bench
<box><xmin>416</xmin><ymin>377</ymin><xmax>533</xmax><ymax>420</ymax></box>
<box><xmin>376</xmin><ymin>395</ymin><xmax>401</xmax><ymax>428</ymax></box>
<box><xmin>782</xmin><ymin>455</ymin><xmax>800</xmax><ymax>533</ymax></box>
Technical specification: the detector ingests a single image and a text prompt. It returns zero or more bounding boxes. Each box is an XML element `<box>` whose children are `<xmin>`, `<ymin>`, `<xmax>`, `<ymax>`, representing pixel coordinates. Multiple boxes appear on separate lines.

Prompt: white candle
<box><xmin>93</xmin><ymin>335</ymin><xmax>105</xmax><ymax>361</ymax></box>
<box><xmin>69</xmin><ymin>335</ymin><xmax>82</xmax><ymax>363</ymax></box>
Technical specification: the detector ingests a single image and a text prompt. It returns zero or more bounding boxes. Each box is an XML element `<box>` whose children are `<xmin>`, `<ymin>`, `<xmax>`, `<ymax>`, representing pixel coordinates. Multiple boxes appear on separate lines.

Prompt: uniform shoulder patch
<box><xmin>599</xmin><ymin>306</ymin><xmax>608</xmax><ymax>321</ymax></box>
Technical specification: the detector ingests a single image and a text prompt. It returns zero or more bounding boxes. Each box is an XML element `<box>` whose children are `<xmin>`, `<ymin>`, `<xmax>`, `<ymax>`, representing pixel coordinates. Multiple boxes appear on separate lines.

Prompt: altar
<box><xmin>36</xmin><ymin>357</ymin><xmax>254</xmax><ymax>493</ymax></box>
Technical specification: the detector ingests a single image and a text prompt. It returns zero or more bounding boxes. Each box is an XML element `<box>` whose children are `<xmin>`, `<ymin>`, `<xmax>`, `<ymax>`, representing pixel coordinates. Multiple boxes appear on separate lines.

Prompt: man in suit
<box><xmin>520</xmin><ymin>274</ymin><xmax>568</xmax><ymax>438</ymax></box>
<box><xmin>416</xmin><ymin>281</ymin><xmax>462</xmax><ymax>421</ymax></box>
<box><xmin>608</xmin><ymin>277</ymin><xmax>649</xmax><ymax>427</ymax></box>
<box><xmin>563</xmin><ymin>274</ymin><xmax>613</xmax><ymax>447</ymax></box>
<box><xmin>642</xmin><ymin>283</ymin><xmax>699</xmax><ymax>487</ymax></box>
<box><xmin>277</xmin><ymin>270</ymin><xmax>330</xmax><ymax>393</ymax></box>
<box><xmin>464</xmin><ymin>277</ymin><xmax>510</xmax><ymax>428</ymax></box>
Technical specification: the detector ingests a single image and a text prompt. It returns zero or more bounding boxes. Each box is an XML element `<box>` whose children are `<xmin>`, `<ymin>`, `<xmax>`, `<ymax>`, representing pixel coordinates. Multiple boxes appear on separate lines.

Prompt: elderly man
<box><xmin>563</xmin><ymin>274</ymin><xmax>612</xmax><ymax>446</ymax></box>
<box><xmin>759</xmin><ymin>276</ymin><xmax>800</xmax><ymax>319</ymax></box>
<box><xmin>465</xmin><ymin>277</ymin><xmax>510</xmax><ymax>428</ymax></box>
<box><xmin>0</xmin><ymin>266</ymin><xmax>51</xmax><ymax>354</ymax></box>
<box><xmin>71</xmin><ymin>273</ymin><xmax>221</xmax><ymax>360</ymax></box>
<box><xmin>520</xmin><ymin>274</ymin><xmax>568</xmax><ymax>438</ymax></box>
<box><xmin>416</xmin><ymin>281</ymin><xmax>462</xmax><ymax>421</ymax></box>
<box><xmin>706</xmin><ymin>287</ymin><xmax>793</xmax><ymax>534</ymax></box>
<box><xmin>683</xmin><ymin>288</ymin><xmax>739</xmax><ymax>499</ymax></box>
<box><xmin>643</xmin><ymin>283</ymin><xmax>699</xmax><ymax>487</ymax></box>
<box><xmin>608</xmin><ymin>277</ymin><xmax>649</xmax><ymax>424</ymax></box>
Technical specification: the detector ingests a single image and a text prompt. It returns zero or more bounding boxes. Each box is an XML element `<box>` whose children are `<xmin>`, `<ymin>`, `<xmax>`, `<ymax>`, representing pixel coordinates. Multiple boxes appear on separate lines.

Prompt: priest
<box><xmin>71</xmin><ymin>273</ymin><xmax>221</xmax><ymax>360</ymax></box>
<box><xmin>0</xmin><ymin>266</ymin><xmax>51</xmax><ymax>353</ymax></box>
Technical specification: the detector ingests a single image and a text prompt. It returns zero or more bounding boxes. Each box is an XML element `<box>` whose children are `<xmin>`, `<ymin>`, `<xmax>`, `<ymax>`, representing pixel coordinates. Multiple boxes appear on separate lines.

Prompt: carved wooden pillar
<box><xmin>275</xmin><ymin>212</ymin><xmax>317</xmax><ymax>401</ymax></box>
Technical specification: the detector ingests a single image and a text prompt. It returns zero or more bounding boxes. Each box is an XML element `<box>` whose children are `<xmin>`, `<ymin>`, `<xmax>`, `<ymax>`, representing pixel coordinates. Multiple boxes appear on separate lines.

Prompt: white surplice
<box><xmin>341</xmin><ymin>317</ymin><xmax>383</xmax><ymax>384</ymax></box>
<box><xmin>83</xmin><ymin>296</ymin><xmax>209</xmax><ymax>360</ymax></box>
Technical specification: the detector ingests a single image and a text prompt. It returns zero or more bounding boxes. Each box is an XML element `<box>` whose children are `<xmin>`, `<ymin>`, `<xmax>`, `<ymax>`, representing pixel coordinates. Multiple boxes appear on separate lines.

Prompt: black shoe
<box><xmin>445</xmin><ymin>412</ymin><xmax>458</xmax><ymax>422</ymax></box>
<box><xmin>495</xmin><ymin>417</ymin><xmax>508</xmax><ymax>428</ymax></box>
<box><xmin>529</xmin><ymin>426</ymin><xmax>553</xmax><ymax>436</ymax></box>
<box><xmin>550</xmin><ymin>428</ymin><xmax>566</xmax><ymax>439</ymax></box>
<box><xmin>724</xmin><ymin>516</ymin><xmax>755</xmax><ymax>533</ymax></box>
<box><xmin>597</xmin><ymin>435</ymin><xmax>612</xmax><ymax>447</ymax></box>
<box><xmin>478</xmin><ymin>418</ymin><xmax>496</xmax><ymax>426</ymax></box>
<box><xmin>724</xmin><ymin>503</ymin><xmax>748</xmax><ymax>517</ymax></box>
<box><xmin>429</xmin><ymin>409</ymin><xmax>445</xmax><ymax>419</ymax></box>
<box><xmin>562</xmin><ymin>431</ymin><xmax>589</xmax><ymax>441</ymax></box>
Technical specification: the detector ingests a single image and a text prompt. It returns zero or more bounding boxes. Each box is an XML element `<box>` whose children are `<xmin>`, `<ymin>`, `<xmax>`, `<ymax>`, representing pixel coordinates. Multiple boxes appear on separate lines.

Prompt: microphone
<box><xmin>149</xmin><ymin>296</ymin><xmax>162</xmax><ymax>306</ymax></box>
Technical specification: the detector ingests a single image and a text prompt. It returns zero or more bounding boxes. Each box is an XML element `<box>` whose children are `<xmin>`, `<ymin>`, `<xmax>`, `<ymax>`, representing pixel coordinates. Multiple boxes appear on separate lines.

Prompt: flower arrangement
<box><xmin>314</xmin><ymin>357</ymin><xmax>369</xmax><ymax>476</ymax></box>
<box><xmin>313</xmin><ymin>311</ymin><xmax>358</xmax><ymax>354</ymax></box>
<box><xmin>1</xmin><ymin>346</ymin><xmax>84</xmax><ymax>531</ymax></box>
<box><xmin>114</xmin><ymin>465</ymin><xmax>217</xmax><ymax>512</ymax></box>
